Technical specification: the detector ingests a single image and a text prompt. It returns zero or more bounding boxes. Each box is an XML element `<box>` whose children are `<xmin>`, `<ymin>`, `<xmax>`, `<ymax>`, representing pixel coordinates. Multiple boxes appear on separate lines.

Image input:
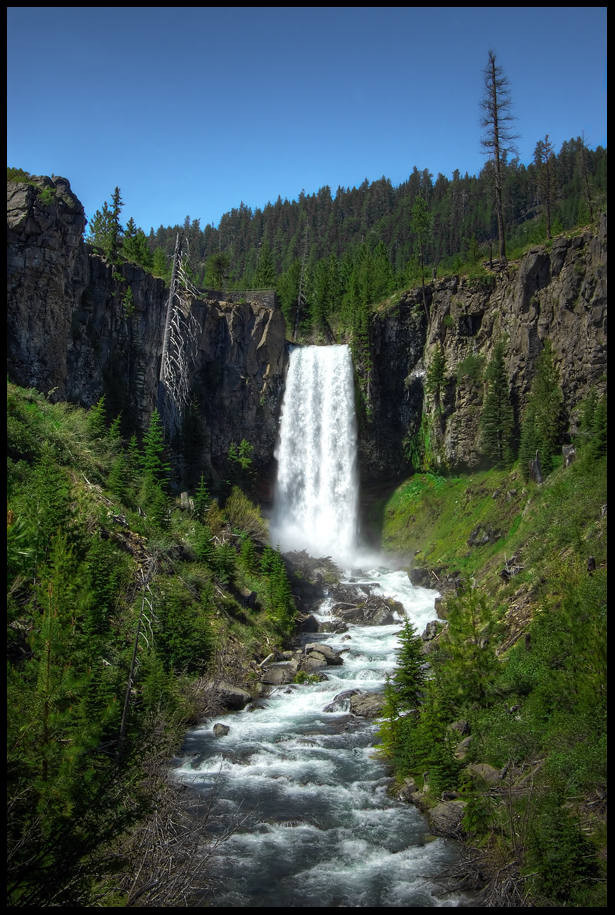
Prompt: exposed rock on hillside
<box><xmin>361</xmin><ymin>217</ymin><xmax>607</xmax><ymax>478</ymax></box>
<box><xmin>7</xmin><ymin>175</ymin><xmax>288</xmax><ymax>476</ymax></box>
<box><xmin>6</xmin><ymin>176</ymin><xmax>606</xmax><ymax>482</ymax></box>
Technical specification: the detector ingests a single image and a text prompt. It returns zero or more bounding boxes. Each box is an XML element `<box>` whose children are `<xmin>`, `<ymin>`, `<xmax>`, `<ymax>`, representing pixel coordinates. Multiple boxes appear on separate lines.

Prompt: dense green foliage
<box><xmin>480</xmin><ymin>341</ymin><xmax>515</xmax><ymax>464</ymax></box>
<box><xmin>376</xmin><ymin>422</ymin><xmax>607</xmax><ymax>906</ymax></box>
<box><xmin>518</xmin><ymin>339</ymin><xmax>564</xmax><ymax>477</ymax></box>
<box><xmin>7</xmin><ymin>381</ymin><xmax>297</xmax><ymax>905</ymax></box>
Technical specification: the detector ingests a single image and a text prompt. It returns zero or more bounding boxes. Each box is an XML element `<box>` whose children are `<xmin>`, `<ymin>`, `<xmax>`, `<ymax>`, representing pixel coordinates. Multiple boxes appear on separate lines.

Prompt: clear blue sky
<box><xmin>7</xmin><ymin>7</ymin><xmax>607</xmax><ymax>235</ymax></box>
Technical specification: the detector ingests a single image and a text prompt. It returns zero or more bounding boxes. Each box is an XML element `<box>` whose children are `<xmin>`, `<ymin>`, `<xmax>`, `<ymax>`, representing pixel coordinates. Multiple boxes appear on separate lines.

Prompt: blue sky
<box><xmin>7</xmin><ymin>7</ymin><xmax>607</xmax><ymax>235</ymax></box>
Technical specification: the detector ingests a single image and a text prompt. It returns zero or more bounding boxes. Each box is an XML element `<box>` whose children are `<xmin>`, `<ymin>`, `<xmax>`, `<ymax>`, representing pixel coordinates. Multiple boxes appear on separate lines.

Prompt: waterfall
<box><xmin>271</xmin><ymin>345</ymin><xmax>359</xmax><ymax>564</ymax></box>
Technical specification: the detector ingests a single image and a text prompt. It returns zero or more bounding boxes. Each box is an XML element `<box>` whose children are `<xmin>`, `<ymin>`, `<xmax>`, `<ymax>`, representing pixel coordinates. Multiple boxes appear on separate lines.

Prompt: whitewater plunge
<box><xmin>174</xmin><ymin>345</ymin><xmax>463</xmax><ymax>906</ymax></box>
<box><xmin>270</xmin><ymin>345</ymin><xmax>359</xmax><ymax>565</ymax></box>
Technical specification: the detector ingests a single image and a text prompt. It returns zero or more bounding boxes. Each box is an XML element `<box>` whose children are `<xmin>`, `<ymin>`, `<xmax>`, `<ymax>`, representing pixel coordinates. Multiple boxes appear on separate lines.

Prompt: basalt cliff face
<box><xmin>361</xmin><ymin>215</ymin><xmax>607</xmax><ymax>480</ymax></box>
<box><xmin>7</xmin><ymin>177</ymin><xmax>287</xmax><ymax>479</ymax></box>
<box><xmin>6</xmin><ymin>176</ymin><xmax>607</xmax><ymax>488</ymax></box>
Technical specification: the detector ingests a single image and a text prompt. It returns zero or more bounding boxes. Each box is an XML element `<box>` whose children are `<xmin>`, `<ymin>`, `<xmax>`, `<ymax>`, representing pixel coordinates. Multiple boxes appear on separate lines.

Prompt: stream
<box><xmin>174</xmin><ymin>567</ymin><xmax>463</xmax><ymax>907</ymax></box>
<box><xmin>174</xmin><ymin>345</ymin><xmax>463</xmax><ymax>905</ymax></box>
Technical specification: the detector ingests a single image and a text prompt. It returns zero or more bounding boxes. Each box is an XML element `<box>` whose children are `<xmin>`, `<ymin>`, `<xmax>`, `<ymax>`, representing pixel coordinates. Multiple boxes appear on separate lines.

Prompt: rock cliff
<box><xmin>7</xmin><ymin>176</ymin><xmax>288</xmax><ymax>480</ymax></box>
<box><xmin>6</xmin><ymin>175</ymin><xmax>607</xmax><ymax>487</ymax></box>
<box><xmin>361</xmin><ymin>215</ymin><xmax>607</xmax><ymax>479</ymax></box>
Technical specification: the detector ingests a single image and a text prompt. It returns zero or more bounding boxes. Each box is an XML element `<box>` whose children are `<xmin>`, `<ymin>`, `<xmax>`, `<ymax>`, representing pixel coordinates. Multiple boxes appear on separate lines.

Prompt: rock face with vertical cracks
<box><xmin>7</xmin><ymin>176</ymin><xmax>288</xmax><ymax>474</ymax></box>
<box><xmin>360</xmin><ymin>217</ymin><xmax>607</xmax><ymax>479</ymax></box>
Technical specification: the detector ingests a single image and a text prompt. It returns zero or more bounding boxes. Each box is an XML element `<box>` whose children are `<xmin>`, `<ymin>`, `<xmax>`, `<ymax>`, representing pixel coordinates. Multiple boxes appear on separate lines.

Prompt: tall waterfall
<box><xmin>271</xmin><ymin>345</ymin><xmax>359</xmax><ymax>564</ymax></box>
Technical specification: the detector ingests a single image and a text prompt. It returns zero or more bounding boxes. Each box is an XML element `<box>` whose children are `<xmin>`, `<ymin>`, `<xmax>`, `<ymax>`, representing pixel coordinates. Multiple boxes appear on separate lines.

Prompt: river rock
<box><xmin>317</xmin><ymin>620</ymin><xmax>349</xmax><ymax>633</ymax></box>
<box><xmin>304</xmin><ymin>642</ymin><xmax>344</xmax><ymax>665</ymax></box>
<box><xmin>211</xmin><ymin>680</ymin><xmax>252</xmax><ymax>710</ymax></box>
<box><xmin>421</xmin><ymin>620</ymin><xmax>439</xmax><ymax>640</ymax></box>
<box><xmin>299</xmin><ymin>613</ymin><xmax>319</xmax><ymax>633</ymax></box>
<box><xmin>349</xmin><ymin>692</ymin><xmax>386</xmax><ymax>718</ymax></box>
<box><xmin>323</xmin><ymin>688</ymin><xmax>361</xmax><ymax>713</ymax></box>
<box><xmin>398</xmin><ymin>777</ymin><xmax>418</xmax><ymax>801</ymax></box>
<box><xmin>213</xmin><ymin>723</ymin><xmax>230</xmax><ymax>737</ymax></box>
<box><xmin>301</xmin><ymin>655</ymin><xmax>327</xmax><ymax>672</ymax></box>
<box><xmin>333</xmin><ymin>595</ymin><xmax>402</xmax><ymax>626</ymax></box>
<box><xmin>427</xmin><ymin>800</ymin><xmax>466</xmax><ymax>837</ymax></box>
<box><xmin>260</xmin><ymin>661</ymin><xmax>298</xmax><ymax>685</ymax></box>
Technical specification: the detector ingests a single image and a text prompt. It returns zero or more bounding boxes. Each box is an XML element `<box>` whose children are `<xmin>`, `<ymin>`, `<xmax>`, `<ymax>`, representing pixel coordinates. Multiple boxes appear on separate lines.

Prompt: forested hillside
<box><xmin>7</xmin><ymin>385</ymin><xmax>297</xmax><ymax>905</ymax></box>
<box><xmin>72</xmin><ymin>137</ymin><xmax>607</xmax><ymax>338</ymax></box>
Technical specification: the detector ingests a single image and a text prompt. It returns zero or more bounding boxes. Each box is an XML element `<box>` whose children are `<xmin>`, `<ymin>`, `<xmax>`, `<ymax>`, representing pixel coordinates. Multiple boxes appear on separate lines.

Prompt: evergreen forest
<box><xmin>79</xmin><ymin>136</ymin><xmax>606</xmax><ymax>339</ymax></box>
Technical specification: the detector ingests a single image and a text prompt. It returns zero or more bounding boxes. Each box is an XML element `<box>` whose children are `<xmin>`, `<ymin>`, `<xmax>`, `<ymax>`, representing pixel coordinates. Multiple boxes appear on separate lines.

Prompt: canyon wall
<box><xmin>7</xmin><ymin>175</ymin><xmax>607</xmax><ymax>488</ymax></box>
<box><xmin>7</xmin><ymin>176</ymin><xmax>288</xmax><ymax>478</ymax></box>
<box><xmin>361</xmin><ymin>215</ymin><xmax>607</xmax><ymax>480</ymax></box>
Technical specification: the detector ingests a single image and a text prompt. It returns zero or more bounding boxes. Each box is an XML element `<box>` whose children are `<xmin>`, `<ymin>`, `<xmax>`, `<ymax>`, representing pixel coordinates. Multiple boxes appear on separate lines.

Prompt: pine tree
<box><xmin>480</xmin><ymin>341</ymin><xmax>515</xmax><ymax>464</ymax></box>
<box><xmin>88</xmin><ymin>395</ymin><xmax>107</xmax><ymax>437</ymax></box>
<box><xmin>534</xmin><ymin>135</ymin><xmax>557</xmax><ymax>239</ymax></box>
<box><xmin>108</xmin><ymin>187</ymin><xmax>124</xmax><ymax>261</ymax></box>
<box><xmin>239</xmin><ymin>536</ymin><xmax>258</xmax><ymax>575</ymax></box>
<box><xmin>152</xmin><ymin>247</ymin><xmax>169</xmax><ymax>280</ymax></box>
<box><xmin>391</xmin><ymin>618</ymin><xmax>425</xmax><ymax>709</ymax></box>
<box><xmin>479</xmin><ymin>50</ymin><xmax>519</xmax><ymax>264</ymax></box>
<box><xmin>194</xmin><ymin>472</ymin><xmax>211</xmax><ymax>521</ymax></box>
<box><xmin>123</xmin><ymin>223</ymin><xmax>153</xmax><ymax>269</ymax></box>
<box><xmin>87</xmin><ymin>188</ymin><xmax>124</xmax><ymax>262</ymax></box>
<box><xmin>519</xmin><ymin>339</ymin><xmax>563</xmax><ymax>478</ymax></box>
<box><xmin>443</xmin><ymin>584</ymin><xmax>498</xmax><ymax>704</ymax></box>
<box><xmin>140</xmin><ymin>408</ymin><xmax>170</xmax><ymax>487</ymax></box>
<box><xmin>254</xmin><ymin>240</ymin><xmax>276</xmax><ymax>287</ymax></box>
<box><xmin>193</xmin><ymin>523</ymin><xmax>215</xmax><ymax>563</ymax></box>
<box><xmin>410</xmin><ymin>196</ymin><xmax>433</xmax><ymax>318</ymax></box>
<box><xmin>108</xmin><ymin>453</ymin><xmax>129</xmax><ymax>503</ymax></box>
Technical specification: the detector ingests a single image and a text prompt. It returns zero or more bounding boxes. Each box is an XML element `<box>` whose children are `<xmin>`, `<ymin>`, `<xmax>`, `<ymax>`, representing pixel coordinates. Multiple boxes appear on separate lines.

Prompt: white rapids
<box><xmin>173</xmin><ymin>345</ymin><xmax>463</xmax><ymax>906</ymax></box>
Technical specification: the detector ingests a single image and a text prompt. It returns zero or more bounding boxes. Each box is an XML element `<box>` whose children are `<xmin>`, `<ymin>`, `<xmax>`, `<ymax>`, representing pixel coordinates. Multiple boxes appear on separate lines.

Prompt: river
<box><xmin>174</xmin><ymin>345</ymin><xmax>464</xmax><ymax>905</ymax></box>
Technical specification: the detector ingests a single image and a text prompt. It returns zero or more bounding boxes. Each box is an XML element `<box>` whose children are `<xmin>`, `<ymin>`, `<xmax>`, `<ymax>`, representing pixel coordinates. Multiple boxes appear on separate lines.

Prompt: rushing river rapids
<box><xmin>174</xmin><ymin>346</ymin><xmax>463</xmax><ymax>906</ymax></box>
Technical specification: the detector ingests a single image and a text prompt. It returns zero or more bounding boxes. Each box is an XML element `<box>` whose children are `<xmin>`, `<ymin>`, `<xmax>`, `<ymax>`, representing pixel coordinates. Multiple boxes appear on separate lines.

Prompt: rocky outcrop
<box><xmin>7</xmin><ymin>176</ymin><xmax>288</xmax><ymax>479</ymax></box>
<box><xmin>361</xmin><ymin>217</ymin><xmax>607</xmax><ymax>478</ymax></box>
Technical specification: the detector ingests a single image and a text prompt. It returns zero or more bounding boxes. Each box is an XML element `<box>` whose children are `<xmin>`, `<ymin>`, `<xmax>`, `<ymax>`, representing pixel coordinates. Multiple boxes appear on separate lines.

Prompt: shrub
<box><xmin>225</xmin><ymin>486</ymin><xmax>267</xmax><ymax>538</ymax></box>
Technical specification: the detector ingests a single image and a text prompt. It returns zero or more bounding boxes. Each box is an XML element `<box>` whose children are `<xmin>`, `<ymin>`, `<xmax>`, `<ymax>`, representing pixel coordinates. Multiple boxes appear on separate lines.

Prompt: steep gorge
<box><xmin>7</xmin><ymin>174</ymin><xmax>607</xmax><ymax>488</ymax></box>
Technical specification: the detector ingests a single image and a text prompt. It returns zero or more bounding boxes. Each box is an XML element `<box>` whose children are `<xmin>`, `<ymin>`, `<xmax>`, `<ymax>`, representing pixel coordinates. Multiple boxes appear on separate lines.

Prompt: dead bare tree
<box><xmin>479</xmin><ymin>49</ymin><xmax>520</xmax><ymax>265</ymax></box>
<box><xmin>158</xmin><ymin>234</ymin><xmax>201</xmax><ymax>441</ymax></box>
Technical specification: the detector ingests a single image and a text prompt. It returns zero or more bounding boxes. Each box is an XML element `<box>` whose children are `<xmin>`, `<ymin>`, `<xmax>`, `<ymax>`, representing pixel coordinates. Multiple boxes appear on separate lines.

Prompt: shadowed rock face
<box><xmin>7</xmin><ymin>176</ymin><xmax>288</xmax><ymax>475</ymax></box>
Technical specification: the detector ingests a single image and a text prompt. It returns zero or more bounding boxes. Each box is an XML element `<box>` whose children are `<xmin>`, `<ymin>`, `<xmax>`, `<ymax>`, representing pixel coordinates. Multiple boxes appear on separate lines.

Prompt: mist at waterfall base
<box><xmin>175</xmin><ymin>346</ymin><xmax>463</xmax><ymax>906</ymax></box>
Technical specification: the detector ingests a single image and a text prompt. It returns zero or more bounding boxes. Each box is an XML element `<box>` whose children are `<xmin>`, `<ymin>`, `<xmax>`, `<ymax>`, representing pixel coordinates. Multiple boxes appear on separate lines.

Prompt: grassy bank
<box><xmin>372</xmin><ymin>454</ymin><xmax>607</xmax><ymax>906</ymax></box>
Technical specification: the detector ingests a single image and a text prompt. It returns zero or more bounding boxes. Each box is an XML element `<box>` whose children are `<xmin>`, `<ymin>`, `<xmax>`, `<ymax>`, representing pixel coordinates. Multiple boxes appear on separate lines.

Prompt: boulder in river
<box><xmin>213</xmin><ymin>723</ymin><xmax>230</xmax><ymax>738</ymax></box>
<box><xmin>323</xmin><ymin>688</ymin><xmax>361</xmax><ymax>713</ymax></box>
<box><xmin>304</xmin><ymin>642</ymin><xmax>344</xmax><ymax>665</ymax></box>
<box><xmin>332</xmin><ymin>595</ymin><xmax>403</xmax><ymax>626</ymax></box>
<box><xmin>261</xmin><ymin>661</ymin><xmax>298</xmax><ymax>685</ymax></box>
<box><xmin>349</xmin><ymin>691</ymin><xmax>386</xmax><ymax>718</ymax></box>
